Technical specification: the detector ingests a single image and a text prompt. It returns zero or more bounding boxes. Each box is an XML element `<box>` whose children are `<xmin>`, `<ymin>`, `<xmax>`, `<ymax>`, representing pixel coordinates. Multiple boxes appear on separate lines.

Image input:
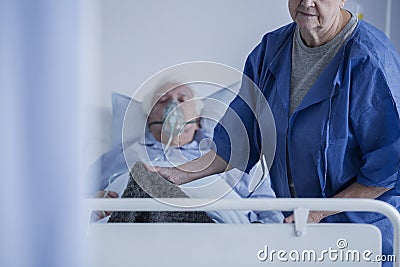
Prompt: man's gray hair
<box><xmin>141</xmin><ymin>81</ymin><xmax>203</xmax><ymax>116</ymax></box>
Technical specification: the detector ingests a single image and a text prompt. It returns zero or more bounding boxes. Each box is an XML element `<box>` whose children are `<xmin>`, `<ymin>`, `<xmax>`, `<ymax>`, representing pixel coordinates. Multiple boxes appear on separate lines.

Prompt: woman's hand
<box><xmin>144</xmin><ymin>151</ymin><xmax>230</xmax><ymax>185</ymax></box>
<box><xmin>283</xmin><ymin>183</ymin><xmax>390</xmax><ymax>224</ymax></box>
<box><xmin>284</xmin><ymin>210</ymin><xmax>331</xmax><ymax>224</ymax></box>
<box><xmin>144</xmin><ymin>164</ymin><xmax>190</xmax><ymax>185</ymax></box>
<box><xmin>144</xmin><ymin>150</ymin><xmax>232</xmax><ymax>185</ymax></box>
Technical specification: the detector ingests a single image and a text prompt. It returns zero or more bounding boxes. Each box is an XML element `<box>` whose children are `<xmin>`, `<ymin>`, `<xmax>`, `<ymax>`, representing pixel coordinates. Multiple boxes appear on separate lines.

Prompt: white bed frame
<box><xmin>84</xmin><ymin>198</ymin><xmax>400</xmax><ymax>267</ymax></box>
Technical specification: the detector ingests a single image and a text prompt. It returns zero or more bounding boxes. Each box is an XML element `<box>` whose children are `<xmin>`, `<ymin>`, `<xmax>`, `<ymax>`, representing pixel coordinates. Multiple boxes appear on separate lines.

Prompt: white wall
<box><xmin>83</xmin><ymin>0</ymin><xmax>292</xmax><ymax>167</ymax></box>
<box><xmin>390</xmin><ymin>0</ymin><xmax>400</xmax><ymax>52</ymax></box>
<box><xmin>98</xmin><ymin>0</ymin><xmax>291</xmax><ymax>105</ymax></box>
<box><xmin>346</xmin><ymin>0</ymin><xmax>400</xmax><ymax>51</ymax></box>
<box><xmin>346</xmin><ymin>0</ymin><xmax>386</xmax><ymax>32</ymax></box>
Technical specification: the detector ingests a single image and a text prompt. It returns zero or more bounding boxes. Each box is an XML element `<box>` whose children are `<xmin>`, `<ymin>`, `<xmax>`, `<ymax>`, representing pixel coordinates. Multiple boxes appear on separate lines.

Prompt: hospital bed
<box><xmin>85</xmin><ymin>71</ymin><xmax>400</xmax><ymax>266</ymax></box>
<box><xmin>84</xmin><ymin>198</ymin><xmax>400</xmax><ymax>267</ymax></box>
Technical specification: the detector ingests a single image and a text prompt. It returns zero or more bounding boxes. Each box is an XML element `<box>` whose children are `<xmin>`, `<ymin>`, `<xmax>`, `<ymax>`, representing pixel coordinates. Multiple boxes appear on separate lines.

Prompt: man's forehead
<box><xmin>154</xmin><ymin>83</ymin><xmax>193</xmax><ymax>98</ymax></box>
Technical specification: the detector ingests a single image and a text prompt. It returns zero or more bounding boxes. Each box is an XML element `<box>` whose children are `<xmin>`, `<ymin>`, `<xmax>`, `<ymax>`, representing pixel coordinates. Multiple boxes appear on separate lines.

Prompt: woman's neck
<box><xmin>300</xmin><ymin>9</ymin><xmax>351</xmax><ymax>47</ymax></box>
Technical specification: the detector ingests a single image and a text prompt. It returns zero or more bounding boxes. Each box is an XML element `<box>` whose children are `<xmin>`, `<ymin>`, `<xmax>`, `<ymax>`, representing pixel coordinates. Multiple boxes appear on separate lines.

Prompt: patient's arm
<box><xmin>146</xmin><ymin>151</ymin><xmax>232</xmax><ymax>185</ymax></box>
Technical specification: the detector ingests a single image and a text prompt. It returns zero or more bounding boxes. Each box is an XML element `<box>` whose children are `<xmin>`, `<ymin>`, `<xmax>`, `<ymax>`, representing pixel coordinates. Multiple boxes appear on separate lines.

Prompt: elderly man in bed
<box><xmin>87</xmin><ymin>82</ymin><xmax>283</xmax><ymax>223</ymax></box>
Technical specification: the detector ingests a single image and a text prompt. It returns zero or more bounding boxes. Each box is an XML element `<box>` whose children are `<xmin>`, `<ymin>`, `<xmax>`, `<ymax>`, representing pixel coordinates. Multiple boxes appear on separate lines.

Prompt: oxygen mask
<box><xmin>148</xmin><ymin>98</ymin><xmax>199</xmax><ymax>161</ymax></box>
<box><xmin>162</xmin><ymin>99</ymin><xmax>186</xmax><ymax>138</ymax></box>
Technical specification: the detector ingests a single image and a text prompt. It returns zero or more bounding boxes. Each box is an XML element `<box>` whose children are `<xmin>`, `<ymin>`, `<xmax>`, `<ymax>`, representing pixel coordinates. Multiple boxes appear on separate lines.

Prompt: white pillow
<box><xmin>200</xmin><ymin>85</ymin><xmax>237</xmax><ymax>135</ymax></box>
<box><xmin>111</xmin><ymin>92</ymin><xmax>146</xmax><ymax>146</ymax></box>
<box><xmin>111</xmin><ymin>83</ymin><xmax>239</xmax><ymax>146</ymax></box>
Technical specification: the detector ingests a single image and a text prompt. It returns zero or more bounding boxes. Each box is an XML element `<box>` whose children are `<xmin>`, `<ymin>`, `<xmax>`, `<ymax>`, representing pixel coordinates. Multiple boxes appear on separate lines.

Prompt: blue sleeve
<box><xmin>212</xmin><ymin>38</ymin><xmax>268</xmax><ymax>173</ymax></box>
<box><xmin>245</xmin><ymin>167</ymin><xmax>284</xmax><ymax>223</ymax></box>
<box><xmin>249</xmin><ymin>210</ymin><xmax>284</xmax><ymax>224</ymax></box>
<box><xmin>85</xmin><ymin>144</ymin><xmax>128</xmax><ymax>195</ymax></box>
<box><xmin>351</xmin><ymin>61</ymin><xmax>400</xmax><ymax>188</ymax></box>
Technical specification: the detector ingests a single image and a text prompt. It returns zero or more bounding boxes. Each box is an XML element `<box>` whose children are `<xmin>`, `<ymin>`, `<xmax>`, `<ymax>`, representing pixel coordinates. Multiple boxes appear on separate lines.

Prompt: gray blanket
<box><xmin>108</xmin><ymin>162</ymin><xmax>213</xmax><ymax>223</ymax></box>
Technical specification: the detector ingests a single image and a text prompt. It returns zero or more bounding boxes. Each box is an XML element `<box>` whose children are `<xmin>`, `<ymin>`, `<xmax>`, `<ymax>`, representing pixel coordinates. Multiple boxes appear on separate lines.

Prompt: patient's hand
<box><xmin>95</xmin><ymin>190</ymin><xmax>118</xmax><ymax>198</ymax></box>
<box><xmin>94</xmin><ymin>191</ymin><xmax>118</xmax><ymax>219</ymax></box>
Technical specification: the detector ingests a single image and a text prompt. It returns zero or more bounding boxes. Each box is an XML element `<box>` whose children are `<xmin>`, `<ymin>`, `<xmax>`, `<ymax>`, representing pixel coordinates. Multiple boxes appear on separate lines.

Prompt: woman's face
<box><xmin>288</xmin><ymin>0</ymin><xmax>344</xmax><ymax>33</ymax></box>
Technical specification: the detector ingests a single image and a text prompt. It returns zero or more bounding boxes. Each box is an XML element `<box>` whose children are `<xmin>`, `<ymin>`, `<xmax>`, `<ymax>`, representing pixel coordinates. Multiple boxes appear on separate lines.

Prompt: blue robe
<box><xmin>213</xmin><ymin>21</ymin><xmax>400</xmax><ymax>260</ymax></box>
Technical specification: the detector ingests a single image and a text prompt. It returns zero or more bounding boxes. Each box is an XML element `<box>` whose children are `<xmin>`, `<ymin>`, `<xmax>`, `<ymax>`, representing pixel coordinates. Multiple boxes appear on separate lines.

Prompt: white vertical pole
<box><xmin>386</xmin><ymin>0</ymin><xmax>392</xmax><ymax>38</ymax></box>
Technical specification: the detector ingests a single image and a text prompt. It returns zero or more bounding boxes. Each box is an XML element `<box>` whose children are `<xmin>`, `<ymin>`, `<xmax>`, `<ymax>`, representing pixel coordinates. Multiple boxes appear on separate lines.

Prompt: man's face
<box><xmin>147</xmin><ymin>84</ymin><xmax>200</xmax><ymax>146</ymax></box>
